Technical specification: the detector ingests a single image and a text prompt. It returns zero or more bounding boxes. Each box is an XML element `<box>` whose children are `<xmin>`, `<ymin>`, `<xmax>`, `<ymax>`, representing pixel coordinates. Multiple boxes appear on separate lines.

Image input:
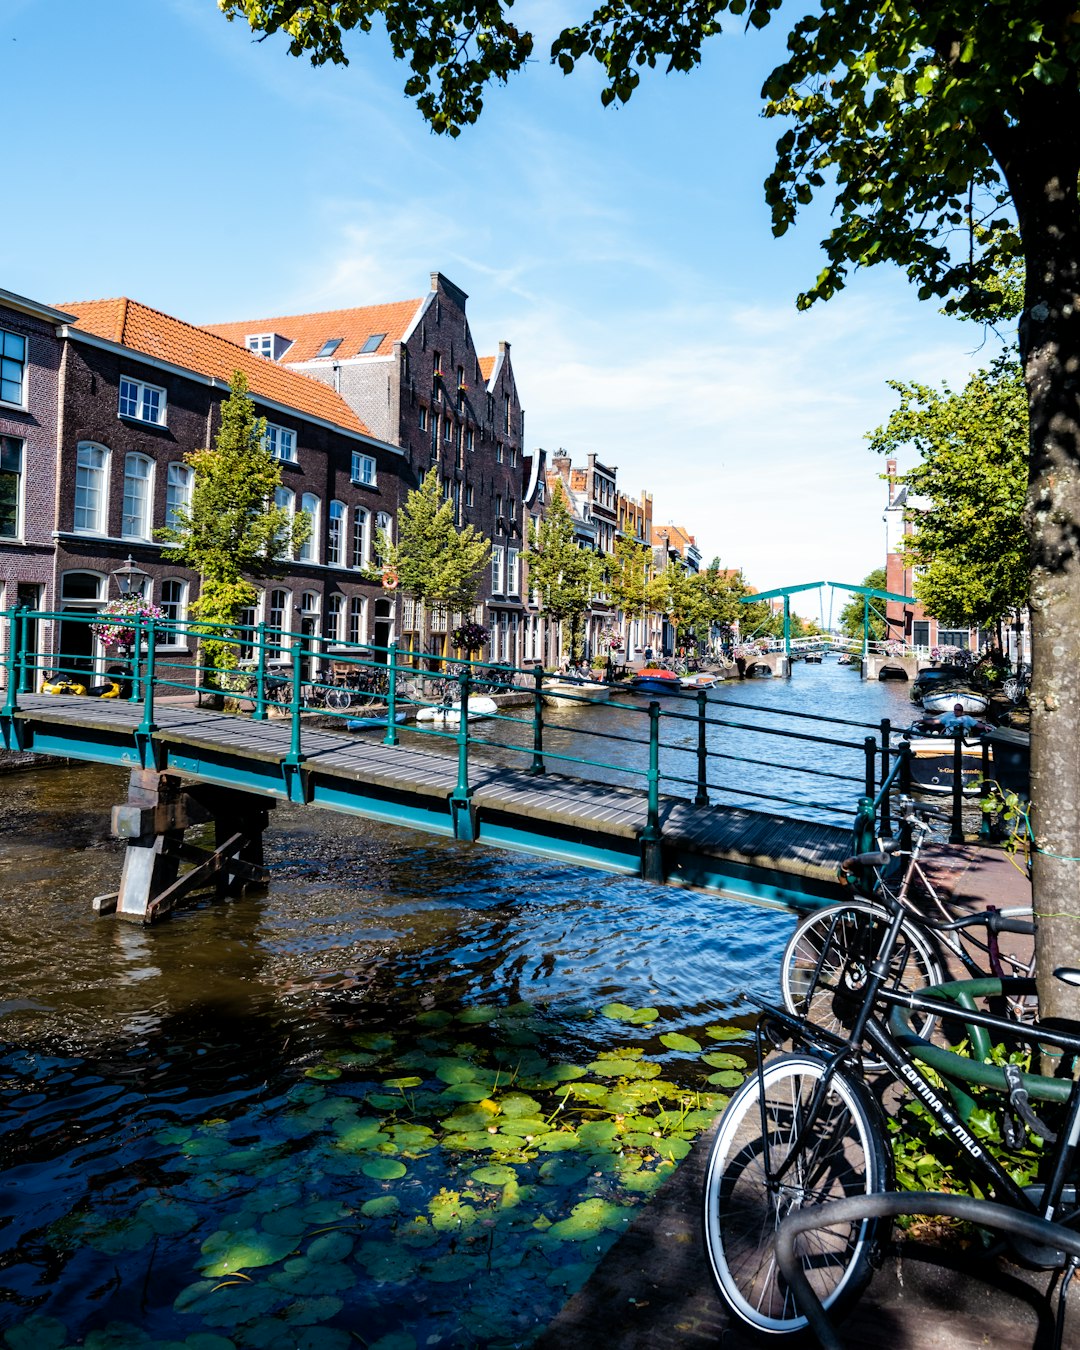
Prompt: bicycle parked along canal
<box><xmin>702</xmin><ymin>801</ymin><xmax>1080</xmax><ymax>1346</ymax></box>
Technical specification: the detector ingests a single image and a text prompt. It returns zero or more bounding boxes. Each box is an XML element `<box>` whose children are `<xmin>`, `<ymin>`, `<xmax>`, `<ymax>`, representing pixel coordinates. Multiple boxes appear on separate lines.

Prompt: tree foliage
<box><xmin>523</xmin><ymin>487</ymin><xmax>602</xmax><ymax>658</ymax></box>
<box><xmin>604</xmin><ymin>534</ymin><xmax>651</xmax><ymax>630</ymax></box>
<box><xmin>838</xmin><ymin>568</ymin><xmax>889</xmax><ymax>643</ymax></box>
<box><xmin>161</xmin><ymin>371</ymin><xmax>308</xmax><ymax>669</ymax></box>
<box><xmin>378</xmin><ymin>468</ymin><xmax>491</xmax><ymax>634</ymax></box>
<box><xmin>870</xmin><ymin>354</ymin><xmax>1029</xmax><ymax>631</ymax></box>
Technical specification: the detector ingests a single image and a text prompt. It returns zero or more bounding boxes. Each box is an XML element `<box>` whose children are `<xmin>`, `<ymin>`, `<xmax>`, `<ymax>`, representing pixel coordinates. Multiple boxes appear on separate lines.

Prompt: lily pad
<box><xmin>546</xmin><ymin>1198</ymin><xmax>634</xmax><ymax>1241</ymax></box>
<box><xmin>199</xmin><ymin>1227</ymin><xmax>298</xmax><ymax>1277</ymax></box>
<box><xmin>701</xmin><ymin>1051</ymin><xmax>744</xmax><ymax>1069</ymax></box>
<box><xmin>707</xmin><ymin>1070</ymin><xmax>745</xmax><ymax>1088</ymax></box>
<box><xmin>600</xmin><ymin>1003</ymin><xmax>659</xmax><ymax>1024</ymax></box>
<box><xmin>3</xmin><ymin>1316</ymin><xmax>69</xmax><ymax>1350</ymax></box>
<box><xmin>588</xmin><ymin>1059</ymin><xmax>662</xmax><ymax>1080</ymax></box>
<box><xmin>361</xmin><ymin>1157</ymin><xmax>407</xmax><ymax>1180</ymax></box>
<box><xmin>382</xmin><ymin>1076</ymin><xmax>423</xmax><ymax>1090</ymax></box>
<box><xmin>659</xmin><ymin>1033</ymin><xmax>702</xmax><ymax>1053</ymax></box>
<box><xmin>471</xmin><ymin>1164</ymin><xmax>518</xmax><ymax>1185</ymax></box>
<box><xmin>439</xmin><ymin>1082</ymin><xmax>492</xmax><ymax>1103</ymax></box>
<box><xmin>706</xmin><ymin>1025</ymin><xmax>750</xmax><ymax>1041</ymax></box>
<box><xmin>361</xmin><ymin>1196</ymin><xmax>400</xmax><ymax>1218</ymax></box>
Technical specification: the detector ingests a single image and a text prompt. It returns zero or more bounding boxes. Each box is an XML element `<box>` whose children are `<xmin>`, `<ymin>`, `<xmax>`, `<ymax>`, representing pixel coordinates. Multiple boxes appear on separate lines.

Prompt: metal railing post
<box><xmin>2</xmin><ymin>608</ymin><xmax>17</xmax><ymax>717</ymax></box>
<box><xmin>863</xmin><ymin>735</ymin><xmax>876</xmax><ymax>800</ymax></box>
<box><xmin>253</xmin><ymin>622</ymin><xmax>268</xmax><ymax>720</ymax></box>
<box><xmin>979</xmin><ymin>734</ymin><xmax>993</xmax><ymax>840</ymax></box>
<box><xmin>289</xmin><ymin>637</ymin><xmax>303</xmax><ymax>758</ymax></box>
<box><xmin>878</xmin><ymin>718</ymin><xmax>892</xmax><ymax>837</ymax></box>
<box><xmin>16</xmin><ymin>607</ymin><xmax>30</xmax><ymax>694</ymax></box>
<box><xmin>129</xmin><ymin>616</ymin><xmax>142</xmax><ymax>703</ymax></box>
<box><xmin>640</xmin><ymin>700</ymin><xmax>663</xmax><ymax>881</ymax></box>
<box><xmin>951</xmin><ymin>731</ymin><xmax>966</xmax><ymax>843</ymax></box>
<box><xmin>138</xmin><ymin>619</ymin><xmax>157</xmax><ymax>751</ymax></box>
<box><xmin>530</xmin><ymin>665</ymin><xmax>545</xmax><ymax>775</ymax></box>
<box><xmin>694</xmin><ymin>689</ymin><xmax>709</xmax><ymax>807</ymax></box>
<box><xmin>449</xmin><ymin>662</ymin><xmax>475</xmax><ymax>839</ymax></box>
<box><xmin>383</xmin><ymin>642</ymin><xmax>399</xmax><ymax>747</ymax></box>
<box><xmin>899</xmin><ymin>743</ymin><xmax>913</xmax><ymax>852</ymax></box>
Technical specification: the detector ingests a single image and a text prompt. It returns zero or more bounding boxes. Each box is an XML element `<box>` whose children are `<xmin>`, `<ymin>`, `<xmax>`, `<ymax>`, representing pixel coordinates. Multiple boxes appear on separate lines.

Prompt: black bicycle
<box><xmin>702</xmin><ymin>848</ymin><xmax>1080</xmax><ymax>1343</ymax></box>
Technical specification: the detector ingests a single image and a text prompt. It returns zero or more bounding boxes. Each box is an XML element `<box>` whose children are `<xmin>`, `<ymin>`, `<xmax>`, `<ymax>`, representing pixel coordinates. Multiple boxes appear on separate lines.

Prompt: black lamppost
<box><xmin>110</xmin><ymin>555</ymin><xmax>150</xmax><ymax>599</ymax></box>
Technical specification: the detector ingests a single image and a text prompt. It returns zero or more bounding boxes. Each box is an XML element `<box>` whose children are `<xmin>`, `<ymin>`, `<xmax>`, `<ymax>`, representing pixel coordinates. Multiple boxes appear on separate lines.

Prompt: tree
<box><xmin>220</xmin><ymin>0</ymin><xmax>1080</xmax><ymax>1018</ymax></box>
<box><xmin>523</xmin><ymin>487</ymin><xmax>602</xmax><ymax>662</ymax></box>
<box><xmin>838</xmin><ymin>569</ymin><xmax>889</xmax><ymax>644</ymax></box>
<box><xmin>869</xmin><ymin>355</ymin><xmax>1029</xmax><ymax>643</ymax></box>
<box><xmin>161</xmin><ymin>371</ymin><xmax>308</xmax><ymax>680</ymax></box>
<box><xmin>377</xmin><ymin>468</ymin><xmax>491</xmax><ymax>655</ymax></box>
<box><xmin>604</xmin><ymin>533</ymin><xmax>652</xmax><ymax>650</ymax></box>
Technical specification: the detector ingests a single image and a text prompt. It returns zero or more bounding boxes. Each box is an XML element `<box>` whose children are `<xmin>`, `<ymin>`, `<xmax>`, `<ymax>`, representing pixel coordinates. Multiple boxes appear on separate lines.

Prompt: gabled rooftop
<box><xmin>201</xmin><ymin>300</ymin><xmax>423</xmax><ymax>365</ymax></box>
<box><xmin>60</xmin><ymin>298</ymin><xmax>374</xmax><ymax>437</ymax></box>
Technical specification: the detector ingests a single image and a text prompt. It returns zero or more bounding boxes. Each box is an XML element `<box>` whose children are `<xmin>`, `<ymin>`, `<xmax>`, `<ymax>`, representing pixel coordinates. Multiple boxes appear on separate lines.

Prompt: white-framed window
<box><xmin>118</xmin><ymin>376</ymin><xmax>166</xmax><ymax>426</ymax></box>
<box><xmin>0</xmin><ymin>436</ymin><xmax>23</xmax><ymax>539</ymax></box>
<box><xmin>348</xmin><ymin>596</ymin><xmax>365</xmax><ymax>646</ymax></box>
<box><xmin>236</xmin><ymin>600</ymin><xmax>258</xmax><ymax>661</ymax></box>
<box><xmin>265</xmin><ymin>423</ymin><xmax>296</xmax><ymax>463</ymax></box>
<box><xmin>506</xmin><ymin>548</ymin><xmax>519</xmax><ymax>596</ymax></box>
<box><xmin>491</xmin><ymin>545</ymin><xmax>505</xmax><ymax>594</ymax></box>
<box><xmin>60</xmin><ymin>570</ymin><xmax>106</xmax><ymax>604</ymax></box>
<box><xmin>122</xmin><ymin>454</ymin><xmax>153</xmax><ymax>540</ymax></box>
<box><xmin>159</xmin><ymin>578</ymin><xmax>188</xmax><ymax>635</ymax></box>
<box><xmin>325</xmin><ymin>593</ymin><xmax>344</xmax><ymax>644</ymax></box>
<box><xmin>443</xmin><ymin>418</ymin><xmax>452</xmax><ymax>443</ymax></box>
<box><xmin>246</xmin><ymin>334</ymin><xmax>274</xmax><ymax>358</ymax></box>
<box><xmin>418</xmin><ymin>406</ymin><xmax>427</xmax><ymax>431</ymax></box>
<box><xmin>496</xmin><ymin>441</ymin><xmax>504</xmax><ymax>463</ymax></box>
<box><xmin>74</xmin><ymin>442</ymin><xmax>109</xmax><ymax>534</ymax></box>
<box><xmin>274</xmin><ymin>486</ymin><xmax>295</xmax><ymax>557</ymax></box>
<box><xmin>375</xmin><ymin>511</ymin><xmax>392</xmax><ymax>551</ymax></box>
<box><xmin>352</xmin><ymin>507</ymin><xmax>370</xmax><ymax>568</ymax></box>
<box><xmin>328</xmin><ymin>500</ymin><xmax>346</xmax><ymax>565</ymax></box>
<box><xmin>351</xmin><ymin>452</ymin><xmax>376</xmax><ymax>486</ymax></box>
<box><xmin>466</xmin><ymin>427</ymin><xmax>475</xmax><ymax>453</ymax></box>
<box><xmin>0</xmin><ymin>329</ymin><xmax>27</xmax><ymax>407</ymax></box>
<box><xmin>465</xmin><ymin>484</ymin><xmax>474</xmax><ymax>507</ymax></box>
<box><xmin>268</xmin><ymin>588</ymin><xmax>290</xmax><ymax>654</ymax></box>
<box><xmin>165</xmin><ymin>462</ymin><xmax>193</xmax><ymax>532</ymax></box>
<box><xmin>298</xmin><ymin>492</ymin><xmax>320</xmax><ymax>563</ymax></box>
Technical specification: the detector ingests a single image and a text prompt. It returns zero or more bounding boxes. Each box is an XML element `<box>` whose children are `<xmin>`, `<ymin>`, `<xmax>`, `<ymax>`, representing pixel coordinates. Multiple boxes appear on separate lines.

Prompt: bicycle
<box><xmin>781</xmin><ymin>798</ymin><xmax>1036</xmax><ymax>1056</ymax></box>
<box><xmin>702</xmin><ymin>852</ymin><xmax>1080</xmax><ymax>1343</ymax></box>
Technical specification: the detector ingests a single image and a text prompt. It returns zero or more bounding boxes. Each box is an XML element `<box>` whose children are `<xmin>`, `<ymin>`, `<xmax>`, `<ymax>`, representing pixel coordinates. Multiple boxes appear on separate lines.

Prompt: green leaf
<box><xmin>659</xmin><ymin>1033</ymin><xmax>702</xmax><ymax>1053</ymax></box>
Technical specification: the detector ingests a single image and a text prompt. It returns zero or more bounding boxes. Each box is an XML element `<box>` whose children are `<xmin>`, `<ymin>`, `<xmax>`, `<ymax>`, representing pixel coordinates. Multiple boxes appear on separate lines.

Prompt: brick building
<box><xmin>48</xmin><ymin>297</ymin><xmax>408</xmax><ymax>678</ymax></box>
<box><xmin>0</xmin><ymin>289</ymin><xmax>74</xmax><ymax>678</ymax></box>
<box><xmin>202</xmin><ymin>272</ymin><xmax>528</xmax><ymax>663</ymax></box>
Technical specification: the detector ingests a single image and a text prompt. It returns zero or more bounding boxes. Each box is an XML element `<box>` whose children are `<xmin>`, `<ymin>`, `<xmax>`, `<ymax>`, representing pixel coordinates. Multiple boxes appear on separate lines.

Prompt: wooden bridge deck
<box><xmin>6</xmin><ymin>695</ymin><xmax>853</xmax><ymax>910</ymax></box>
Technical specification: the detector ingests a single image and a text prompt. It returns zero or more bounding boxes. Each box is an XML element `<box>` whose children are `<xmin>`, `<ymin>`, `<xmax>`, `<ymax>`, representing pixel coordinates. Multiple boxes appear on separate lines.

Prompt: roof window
<box><xmin>359</xmin><ymin>333</ymin><xmax>386</xmax><ymax>354</ymax></box>
<box><xmin>316</xmin><ymin>338</ymin><xmax>343</xmax><ymax>358</ymax></box>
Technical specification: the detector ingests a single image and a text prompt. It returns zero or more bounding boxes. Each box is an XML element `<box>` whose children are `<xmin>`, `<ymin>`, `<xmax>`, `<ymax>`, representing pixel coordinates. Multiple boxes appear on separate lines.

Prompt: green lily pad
<box><xmin>353</xmin><ymin>1032</ymin><xmax>396</xmax><ymax>1052</ymax></box>
<box><xmin>361</xmin><ymin>1195</ymin><xmax>400</xmax><ymax>1218</ymax></box>
<box><xmin>534</xmin><ymin>1130</ymin><xmax>580</xmax><ymax>1152</ymax></box>
<box><xmin>303</xmin><ymin>1066</ymin><xmax>342</xmax><ymax>1081</ymax></box>
<box><xmin>306</xmin><ymin>1232</ymin><xmax>353</xmax><ymax>1264</ymax></box>
<box><xmin>433</xmin><ymin>1059</ymin><xmax>499</xmax><ymax>1086</ymax></box>
<box><xmin>600</xmin><ymin>1003</ymin><xmax>660</xmax><ymax>1024</ymax></box>
<box><xmin>456</xmin><ymin>1006</ymin><xmax>501</xmax><ymax>1024</ymax></box>
<box><xmin>439</xmin><ymin>1082</ymin><xmax>493</xmax><ymax>1103</ymax></box>
<box><xmin>659</xmin><ymin>1033</ymin><xmax>702</xmax><ymax>1053</ymax></box>
<box><xmin>258</xmin><ymin>1207</ymin><xmax>312</xmax><ymax>1237</ymax></box>
<box><xmin>361</xmin><ymin>1157</ymin><xmax>407</xmax><ymax>1180</ymax></box>
<box><xmin>472</xmin><ymin>1163</ymin><xmax>519</xmax><ymax>1185</ymax></box>
<box><xmin>498</xmin><ymin>1117</ymin><xmax>550</xmax><ymax>1137</ymax></box>
<box><xmin>701</xmin><ymin>1051</ymin><xmax>744</xmax><ymax>1069</ymax></box>
<box><xmin>441</xmin><ymin>1130</ymin><xmax>497</xmax><ymax>1151</ymax></box>
<box><xmin>199</xmin><ymin>1227</ymin><xmax>298</xmax><ymax>1277</ymax></box>
<box><xmin>371</xmin><ymin>1336</ymin><xmax>418</xmax><ymax>1350</ymax></box>
<box><xmin>546</xmin><ymin>1198</ymin><xmax>634</xmax><ymax>1241</ymax></box>
<box><xmin>498</xmin><ymin>1092</ymin><xmax>542</xmax><ymax>1117</ymax></box>
<box><xmin>416</xmin><ymin>1010</ymin><xmax>452</xmax><ymax>1028</ymax></box>
<box><xmin>707</xmin><ymin>1070</ymin><xmax>745</xmax><ymax>1088</ymax></box>
<box><xmin>538</xmin><ymin>1157</ymin><xmax>591</xmax><ymax>1185</ymax></box>
<box><xmin>3</xmin><ymin>1316</ymin><xmax>69</xmax><ymax>1350</ymax></box>
<box><xmin>382</xmin><ymin>1076</ymin><xmax>423</xmax><ymax>1089</ymax></box>
<box><xmin>706</xmin><ymin>1025</ymin><xmax>749</xmax><ymax>1041</ymax></box>
<box><xmin>588</xmin><ymin>1059</ymin><xmax>662</xmax><ymax>1079</ymax></box>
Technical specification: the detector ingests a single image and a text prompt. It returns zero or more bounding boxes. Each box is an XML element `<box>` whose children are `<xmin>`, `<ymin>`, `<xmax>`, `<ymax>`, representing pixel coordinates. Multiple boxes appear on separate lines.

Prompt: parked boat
<box><xmin>628</xmin><ymin>667</ymin><xmax>683</xmax><ymax>695</ymax></box>
<box><xmin>416</xmin><ymin>696</ymin><xmax>498</xmax><ymax>724</ymax></box>
<box><xmin>920</xmin><ymin>687</ymin><xmax>990</xmax><ymax>716</ymax></box>
<box><xmin>543</xmin><ymin>678</ymin><xmax>612</xmax><ymax>708</ymax></box>
<box><xmin>680</xmin><ymin>672</ymin><xmax>718</xmax><ymax>691</ymax></box>
<box><xmin>346</xmin><ymin>712</ymin><xmax>407</xmax><ymax>732</ymax></box>
<box><xmin>803</xmin><ymin>652</ymin><xmax>823</xmax><ymax>665</ymax></box>
<box><xmin>902</xmin><ymin>714</ymin><xmax>991</xmax><ymax>796</ymax></box>
<box><xmin>910</xmin><ymin>664</ymin><xmax>973</xmax><ymax>706</ymax></box>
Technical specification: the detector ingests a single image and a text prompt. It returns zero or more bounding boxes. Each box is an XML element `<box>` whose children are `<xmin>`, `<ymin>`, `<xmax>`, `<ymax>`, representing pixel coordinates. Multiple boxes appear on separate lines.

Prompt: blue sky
<box><xmin>4</xmin><ymin>0</ymin><xmax>1007</xmax><ymax>617</ymax></box>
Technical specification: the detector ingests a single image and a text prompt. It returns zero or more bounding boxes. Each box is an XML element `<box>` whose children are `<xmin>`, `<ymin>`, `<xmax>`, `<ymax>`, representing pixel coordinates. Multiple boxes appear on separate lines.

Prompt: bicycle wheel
<box><xmin>781</xmin><ymin>902</ymin><xmax>943</xmax><ymax>1060</ymax></box>
<box><xmin>703</xmin><ymin>1053</ymin><xmax>889</xmax><ymax>1336</ymax></box>
<box><xmin>325</xmin><ymin>687</ymin><xmax>351</xmax><ymax>711</ymax></box>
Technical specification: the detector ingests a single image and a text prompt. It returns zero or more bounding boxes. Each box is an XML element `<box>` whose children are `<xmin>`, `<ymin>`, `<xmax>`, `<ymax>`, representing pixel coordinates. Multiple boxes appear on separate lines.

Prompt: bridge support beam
<box><xmin>93</xmin><ymin>769</ymin><xmax>272</xmax><ymax>924</ymax></box>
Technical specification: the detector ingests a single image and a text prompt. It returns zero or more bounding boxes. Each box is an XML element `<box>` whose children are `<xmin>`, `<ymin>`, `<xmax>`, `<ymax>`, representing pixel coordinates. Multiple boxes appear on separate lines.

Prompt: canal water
<box><xmin>0</xmin><ymin>658</ymin><xmax>916</xmax><ymax>1350</ymax></box>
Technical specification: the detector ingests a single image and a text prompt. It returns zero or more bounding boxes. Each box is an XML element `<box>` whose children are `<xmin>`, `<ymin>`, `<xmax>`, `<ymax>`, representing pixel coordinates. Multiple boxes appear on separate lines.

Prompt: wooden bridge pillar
<box><xmin>93</xmin><ymin>769</ymin><xmax>272</xmax><ymax>924</ymax></box>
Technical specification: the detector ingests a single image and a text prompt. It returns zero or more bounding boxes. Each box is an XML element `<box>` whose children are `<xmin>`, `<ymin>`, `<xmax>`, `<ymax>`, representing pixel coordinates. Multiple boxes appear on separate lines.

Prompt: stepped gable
<box><xmin>61</xmin><ymin>297</ymin><xmax>373</xmax><ymax>436</ymax></box>
<box><xmin>201</xmin><ymin>300</ymin><xmax>423</xmax><ymax>364</ymax></box>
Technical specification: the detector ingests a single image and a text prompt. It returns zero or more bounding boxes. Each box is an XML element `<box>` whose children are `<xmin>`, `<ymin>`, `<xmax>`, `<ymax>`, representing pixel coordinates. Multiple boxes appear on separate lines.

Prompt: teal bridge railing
<box><xmin>0</xmin><ymin>607</ymin><xmax>917</xmax><ymax>847</ymax></box>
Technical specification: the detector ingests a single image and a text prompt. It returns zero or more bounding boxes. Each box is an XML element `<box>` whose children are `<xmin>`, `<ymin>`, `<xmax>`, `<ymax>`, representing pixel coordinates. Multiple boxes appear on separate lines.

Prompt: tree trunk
<box><xmin>1012</xmin><ymin>123</ymin><xmax>1080</xmax><ymax>1025</ymax></box>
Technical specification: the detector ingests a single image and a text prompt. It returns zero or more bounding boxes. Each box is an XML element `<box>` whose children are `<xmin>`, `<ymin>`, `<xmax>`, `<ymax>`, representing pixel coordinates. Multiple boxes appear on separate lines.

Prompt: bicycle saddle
<box><xmin>1054</xmin><ymin>968</ymin><xmax>1080</xmax><ymax>986</ymax></box>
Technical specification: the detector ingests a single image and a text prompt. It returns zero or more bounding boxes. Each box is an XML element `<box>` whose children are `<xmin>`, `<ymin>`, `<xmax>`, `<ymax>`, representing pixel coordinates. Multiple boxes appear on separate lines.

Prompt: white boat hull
<box><xmin>543</xmin><ymin>680</ymin><xmax>611</xmax><ymax>708</ymax></box>
<box><xmin>920</xmin><ymin>688</ymin><xmax>989</xmax><ymax>715</ymax></box>
<box><xmin>416</xmin><ymin>695</ymin><xmax>498</xmax><ymax>724</ymax></box>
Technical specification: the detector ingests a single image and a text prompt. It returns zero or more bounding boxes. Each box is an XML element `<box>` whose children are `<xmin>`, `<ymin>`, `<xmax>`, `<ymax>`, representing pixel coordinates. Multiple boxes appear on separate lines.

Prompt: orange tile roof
<box><xmin>61</xmin><ymin>298</ymin><xmax>373</xmax><ymax>437</ymax></box>
<box><xmin>479</xmin><ymin>355</ymin><xmax>496</xmax><ymax>381</ymax></box>
<box><xmin>201</xmin><ymin>300</ymin><xmax>423</xmax><ymax>364</ymax></box>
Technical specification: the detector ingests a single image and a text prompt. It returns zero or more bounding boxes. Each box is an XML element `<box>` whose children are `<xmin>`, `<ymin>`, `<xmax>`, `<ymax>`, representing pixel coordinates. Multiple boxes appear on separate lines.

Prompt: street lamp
<box><xmin>110</xmin><ymin>555</ymin><xmax>150</xmax><ymax>598</ymax></box>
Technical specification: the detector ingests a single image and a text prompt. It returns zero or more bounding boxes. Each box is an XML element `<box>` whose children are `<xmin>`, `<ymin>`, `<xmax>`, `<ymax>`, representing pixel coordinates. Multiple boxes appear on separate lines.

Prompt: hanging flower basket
<box><xmin>91</xmin><ymin>597</ymin><xmax>164</xmax><ymax>651</ymax></box>
<box><xmin>451</xmin><ymin>621</ymin><xmax>488</xmax><ymax>653</ymax></box>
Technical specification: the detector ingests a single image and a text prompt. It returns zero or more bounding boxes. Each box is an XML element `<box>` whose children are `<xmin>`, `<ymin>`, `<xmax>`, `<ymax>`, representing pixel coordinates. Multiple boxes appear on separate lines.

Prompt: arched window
<box><xmin>165</xmin><ymin>463</ymin><xmax>193</xmax><ymax>532</ymax></box>
<box><xmin>348</xmin><ymin>596</ymin><xmax>365</xmax><ymax>646</ymax></box>
<box><xmin>268</xmin><ymin>587</ymin><xmax>290</xmax><ymax>656</ymax></box>
<box><xmin>328</xmin><ymin>500</ymin><xmax>346</xmax><ymax>566</ymax></box>
<box><xmin>60</xmin><ymin>570</ymin><xmax>105</xmax><ymax>605</ymax></box>
<box><xmin>122</xmin><ymin>453</ymin><xmax>153</xmax><ymax>540</ymax></box>
<box><xmin>159</xmin><ymin>579</ymin><xmax>188</xmax><ymax>635</ymax></box>
<box><xmin>352</xmin><ymin>507</ymin><xmax>370</xmax><ymax>569</ymax></box>
<box><xmin>298</xmin><ymin>493</ymin><xmax>320</xmax><ymax>563</ymax></box>
<box><xmin>325</xmin><ymin>593</ymin><xmax>344</xmax><ymax>644</ymax></box>
<box><xmin>375</xmin><ymin>511</ymin><xmax>392</xmax><ymax>551</ymax></box>
<box><xmin>74</xmin><ymin>443</ymin><xmax>109</xmax><ymax>534</ymax></box>
<box><xmin>274</xmin><ymin>487</ymin><xmax>295</xmax><ymax>558</ymax></box>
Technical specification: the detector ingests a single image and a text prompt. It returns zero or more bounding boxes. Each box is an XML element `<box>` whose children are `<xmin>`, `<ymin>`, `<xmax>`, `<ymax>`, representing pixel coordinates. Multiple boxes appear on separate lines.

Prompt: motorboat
<box><xmin>910</xmin><ymin>664</ymin><xmax>974</xmax><ymax>706</ymax></box>
<box><xmin>680</xmin><ymin>672</ymin><xmax>718</xmax><ymax>691</ymax></box>
<box><xmin>346</xmin><ymin>712</ymin><xmax>407</xmax><ymax>731</ymax></box>
<box><xmin>920</xmin><ymin>687</ymin><xmax>989</xmax><ymax>716</ymax></box>
<box><xmin>803</xmin><ymin>652</ymin><xmax>823</xmax><ymax>665</ymax></box>
<box><xmin>902</xmin><ymin>713</ymin><xmax>991</xmax><ymax>796</ymax></box>
<box><xmin>543</xmin><ymin>677</ymin><xmax>612</xmax><ymax>708</ymax></box>
<box><xmin>416</xmin><ymin>695</ymin><xmax>498</xmax><ymax>724</ymax></box>
<box><xmin>628</xmin><ymin>667</ymin><xmax>683</xmax><ymax>695</ymax></box>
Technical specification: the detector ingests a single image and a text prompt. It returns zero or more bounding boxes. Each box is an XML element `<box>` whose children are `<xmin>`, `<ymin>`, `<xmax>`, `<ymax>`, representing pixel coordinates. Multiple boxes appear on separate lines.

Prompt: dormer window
<box><xmin>245</xmin><ymin>333</ymin><xmax>291</xmax><ymax>361</ymax></box>
<box><xmin>360</xmin><ymin>333</ymin><xmax>386</xmax><ymax>354</ymax></box>
<box><xmin>316</xmin><ymin>338</ymin><xmax>343</xmax><ymax>358</ymax></box>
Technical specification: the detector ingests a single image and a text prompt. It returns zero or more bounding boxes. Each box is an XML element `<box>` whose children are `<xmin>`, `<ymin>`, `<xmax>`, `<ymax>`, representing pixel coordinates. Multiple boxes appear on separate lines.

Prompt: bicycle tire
<box><xmin>781</xmin><ymin>902</ymin><xmax>943</xmax><ymax>1065</ymax></box>
<box><xmin>325</xmin><ymin>688</ymin><xmax>351</xmax><ymax>711</ymax></box>
<box><xmin>703</xmin><ymin>1053</ymin><xmax>889</xmax><ymax>1336</ymax></box>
